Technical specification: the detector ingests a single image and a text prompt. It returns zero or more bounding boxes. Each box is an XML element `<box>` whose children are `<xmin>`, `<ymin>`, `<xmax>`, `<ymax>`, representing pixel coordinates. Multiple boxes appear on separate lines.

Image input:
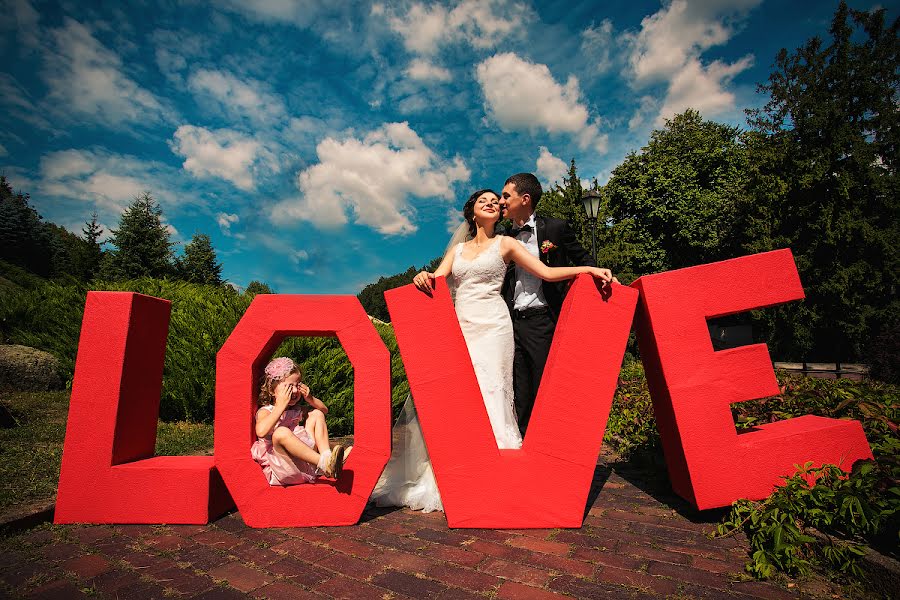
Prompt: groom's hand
<box><xmin>413</xmin><ymin>270</ymin><xmax>435</xmax><ymax>294</ymax></box>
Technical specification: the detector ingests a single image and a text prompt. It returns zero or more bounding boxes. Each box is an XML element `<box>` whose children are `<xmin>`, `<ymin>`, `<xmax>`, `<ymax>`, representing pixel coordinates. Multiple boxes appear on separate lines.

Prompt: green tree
<box><xmin>0</xmin><ymin>176</ymin><xmax>53</xmax><ymax>276</ymax></box>
<box><xmin>80</xmin><ymin>212</ymin><xmax>104</xmax><ymax>280</ymax></box>
<box><xmin>245</xmin><ymin>280</ymin><xmax>273</xmax><ymax>295</ymax></box>
<box><xmin>604</xmin><ymin>109</ymin><xmax>748</xmax><ymax>278</ymax></box>
<box><xmin>100</xmin><ymin>192</ymin><xmax>174</xmax><ymax>280</ymax></box>
<box><xmin>537</xmin><ymin>160</ymin><xmax>591</xmax><ymax>241</ymax></box>
<box><xmin>743</xmin><ymin>1</ymin><xmax>899</xmax><ymax>361</ymax></box>
<box><xmin>177</xmin><ymin>233</ymin><xmax>223</xmax><ymax>286</ymax></box>
<box><xmin>44</xmin><ymin>222</ymin><xmax>82</xmax><ymax>279</ymax></box>
<box><xmin>357</xmin><ymin>257</ymin><xmax>441</xmax><ymax>322</ymax></box>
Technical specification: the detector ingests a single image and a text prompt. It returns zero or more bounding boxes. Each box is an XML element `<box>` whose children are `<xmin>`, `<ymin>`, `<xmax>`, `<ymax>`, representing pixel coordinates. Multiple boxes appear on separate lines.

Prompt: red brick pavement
<box><xmin>0</xmin><ymin>462</ymin><xmax>848</xmax><ymax>599</ymax></box>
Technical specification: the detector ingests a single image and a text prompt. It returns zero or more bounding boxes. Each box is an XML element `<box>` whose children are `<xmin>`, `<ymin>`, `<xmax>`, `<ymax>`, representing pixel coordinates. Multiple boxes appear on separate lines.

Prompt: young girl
<box><xmin>251</xmin><ymin>357</ymin><xmax>346</xmax><ymax>484</ymax></box>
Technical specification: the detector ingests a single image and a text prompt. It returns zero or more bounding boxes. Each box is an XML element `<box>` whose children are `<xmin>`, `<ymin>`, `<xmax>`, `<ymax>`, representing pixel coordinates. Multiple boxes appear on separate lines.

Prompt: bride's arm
<box><xmin>500</xmin><ymin>237</ymin><xmax>613</xmax><ymax>284</ymax></box>
<box><xmin>413</xmin><ymin>249</ymin><xmax>455</xmax><ymax>292</ymax></box>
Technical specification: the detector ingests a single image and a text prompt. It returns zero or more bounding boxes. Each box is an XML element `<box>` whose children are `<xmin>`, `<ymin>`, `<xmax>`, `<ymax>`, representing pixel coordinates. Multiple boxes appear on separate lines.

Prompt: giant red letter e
<box><xmin>631</xmin><ymin>250</ymin><xmax>873</xmax><ymax>510</ymax></box>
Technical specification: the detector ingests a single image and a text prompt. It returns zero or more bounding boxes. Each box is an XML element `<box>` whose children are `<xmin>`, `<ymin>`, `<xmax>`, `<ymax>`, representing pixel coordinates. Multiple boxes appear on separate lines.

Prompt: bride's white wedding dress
<box><xmin>371</xmin><ymin>237</ymin><xmax>522</xmax><ymax>512</ymax></box>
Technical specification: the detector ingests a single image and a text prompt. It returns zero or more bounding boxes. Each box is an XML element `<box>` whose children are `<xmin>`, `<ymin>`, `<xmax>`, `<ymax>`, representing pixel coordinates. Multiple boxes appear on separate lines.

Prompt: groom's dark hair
<box><xmin>505</xmin><ymin>173</ymin><xmax>542</xmax><ymax>208</ymax></box>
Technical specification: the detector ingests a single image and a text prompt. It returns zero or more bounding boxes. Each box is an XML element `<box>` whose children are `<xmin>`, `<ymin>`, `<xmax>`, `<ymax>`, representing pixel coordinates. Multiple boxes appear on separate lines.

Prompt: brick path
<box><xmin>0</xmin><ymin>460</ymin><xmax>844</xmax><ymax>599</ymax></box>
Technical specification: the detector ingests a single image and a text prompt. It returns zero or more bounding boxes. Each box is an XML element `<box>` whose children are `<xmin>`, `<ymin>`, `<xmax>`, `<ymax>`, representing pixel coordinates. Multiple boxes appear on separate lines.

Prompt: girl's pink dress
<box><xmin>251</xmin><ymin>405</ymin><xmax>318</xmax><ymax>485</ymax></box>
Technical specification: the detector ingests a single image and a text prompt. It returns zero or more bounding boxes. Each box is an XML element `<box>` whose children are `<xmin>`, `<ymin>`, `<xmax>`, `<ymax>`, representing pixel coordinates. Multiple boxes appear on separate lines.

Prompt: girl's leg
<box><xmin>305</xmin><ymin>409</ymin><xmax>331</xmax><ymax>454</ymax></box>
<box><xmin>272</xmin><ymin>426</ymin><xmax>320</xmax><ymax>467</ymax></box>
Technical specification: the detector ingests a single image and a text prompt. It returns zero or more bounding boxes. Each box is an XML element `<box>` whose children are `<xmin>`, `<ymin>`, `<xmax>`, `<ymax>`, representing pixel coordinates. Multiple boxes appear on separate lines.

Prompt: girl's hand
<box><xmin>296</xmin><ymin>382</ymin><xmax>311</xmax><ymax>399</ymax></box>
<box><xmin>274</xmin><ymin>381</ymin><xmax>294</xmax><ymax>409</ymax></box>
<box><xmin>413</xmin><ymin>270</ymin><xmax>435</xmax><ymax>293</ymax></box>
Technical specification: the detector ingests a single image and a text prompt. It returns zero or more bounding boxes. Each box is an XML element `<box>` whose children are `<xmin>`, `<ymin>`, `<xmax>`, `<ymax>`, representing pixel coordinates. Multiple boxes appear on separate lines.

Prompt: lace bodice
<box><xmin>451</xmin><ymin>237</ymin><xmax>507</xmax><ymax>304</ymax></box>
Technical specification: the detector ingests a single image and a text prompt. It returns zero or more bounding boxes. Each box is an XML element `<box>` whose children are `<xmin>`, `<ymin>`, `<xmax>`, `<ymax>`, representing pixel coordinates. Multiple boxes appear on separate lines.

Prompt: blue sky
<box><xmin>1</xmin><ymin>0</ymin><xmax>893</xmax><ymax>294</ymax></box>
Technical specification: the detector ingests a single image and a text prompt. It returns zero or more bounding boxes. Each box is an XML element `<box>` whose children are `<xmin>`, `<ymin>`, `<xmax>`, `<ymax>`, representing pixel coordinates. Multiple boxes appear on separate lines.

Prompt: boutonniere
<box><xmin>540</xmin><ymin>240</ymin><xmax>557</xmax><ymax>254</ymax></box>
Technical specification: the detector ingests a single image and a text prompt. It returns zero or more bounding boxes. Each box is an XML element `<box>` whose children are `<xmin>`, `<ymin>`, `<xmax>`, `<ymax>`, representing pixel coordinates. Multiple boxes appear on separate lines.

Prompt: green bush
<box><xmin>603</xmin><ymin>358</ymin><xmax>660</xmax><ymax>461</ymax></box>
<box><xmin>0</xmin><ymin>278</ymin><xmax>406</xmax><ymax>432</ymax></box>
<box><xmin>716</xmin><ymin>460</ymin><xmax>899</xmax><ymax>579</ymax></box>
<box><xmin>720</xmin><ymin>373</ymin><xmax>899</xmax><ymax>579</ymax></box>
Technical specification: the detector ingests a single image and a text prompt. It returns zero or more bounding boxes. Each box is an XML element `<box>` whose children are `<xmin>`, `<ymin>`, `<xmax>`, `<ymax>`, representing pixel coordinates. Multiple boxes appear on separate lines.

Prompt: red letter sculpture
<box><xmin>56</xmin><ymin>292</ymin><xmax>234</xmax><ymax>524</ymax></box>
<box><xmin>215</xmin><ymin>295</ymin><xmax>391</xmax><ymax>527</ymax></box>
<box><xmin>386</xmin><ymin>275</ymin><xmax>637</xmax><ymax>528</ymax></box>
<box><xmin>631</xmin><ymin>249</ymin><xmax>873</xmax><ymax>510</ymax></box>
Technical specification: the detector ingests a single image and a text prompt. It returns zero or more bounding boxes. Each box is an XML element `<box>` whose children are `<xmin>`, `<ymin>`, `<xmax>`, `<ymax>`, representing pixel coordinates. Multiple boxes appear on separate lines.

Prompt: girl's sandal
<box><xmin>325</xmin><ymin>445</ymin><xmax>345</xmax><ymax>479</ymax></box>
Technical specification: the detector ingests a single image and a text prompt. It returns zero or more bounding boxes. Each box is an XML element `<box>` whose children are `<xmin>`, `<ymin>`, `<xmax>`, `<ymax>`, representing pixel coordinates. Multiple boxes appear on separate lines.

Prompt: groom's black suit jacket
<box><xmin>501</xmin><ymin>215</ymin><xmax>596</xmax><ymax>320</ymax></box>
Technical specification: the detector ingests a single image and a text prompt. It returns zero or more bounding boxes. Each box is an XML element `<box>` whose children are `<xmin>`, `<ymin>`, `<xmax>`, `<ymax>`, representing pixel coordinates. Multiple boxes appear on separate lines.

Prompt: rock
<box><xmin>0</xmin><ymin>345</ymin><xmax>65</xmax><ymax>391</ymax></box>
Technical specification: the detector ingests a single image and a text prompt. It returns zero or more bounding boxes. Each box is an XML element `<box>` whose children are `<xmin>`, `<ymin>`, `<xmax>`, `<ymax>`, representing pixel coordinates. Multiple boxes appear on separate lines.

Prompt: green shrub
<box><xmin>0</xmin><ymin>278</ymin><xmax>406</xmax><ymax>432</ymax></box>
<box><xmin>603</xmin><ymin>358</ymin><xmax>660</xmax><ymax>461</ymax></box>
<box><xmin>720</xmin><ymin>373</ymin><xmax>899</xmax><ymax>579</ymax></box>
<box><xmin>716</xmin><ymin>460</ymin><xmax>899</xmax><ymax>579</ymax></box>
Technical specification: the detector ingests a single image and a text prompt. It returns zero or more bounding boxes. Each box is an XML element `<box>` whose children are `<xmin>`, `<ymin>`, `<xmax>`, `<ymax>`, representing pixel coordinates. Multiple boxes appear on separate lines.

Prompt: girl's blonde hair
<box><xmin>258</xmin><ymin>357</ymin><xmax>302</xmax><ymax>407</ymax></box>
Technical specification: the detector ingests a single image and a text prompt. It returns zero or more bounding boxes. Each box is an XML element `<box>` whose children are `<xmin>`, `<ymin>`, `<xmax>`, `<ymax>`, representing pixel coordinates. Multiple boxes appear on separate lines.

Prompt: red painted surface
<box><xmin>386</xmin><ymin>275</ymin><xmax>638</xmax><ymax>528</ymax></box>
<box><xmin>55</xmin><ymin>292</ymin><xmax>233</xmax><ymax>524</ymax></box>
<box><xmin>214</xmin><ymin>295</ymin><xmax>391</xmax><ymax>527</ymax></box>
<box><xmin>631</xmin><ymin>249</ymin><xmax>873</xmax><ymax>509</ymax></box>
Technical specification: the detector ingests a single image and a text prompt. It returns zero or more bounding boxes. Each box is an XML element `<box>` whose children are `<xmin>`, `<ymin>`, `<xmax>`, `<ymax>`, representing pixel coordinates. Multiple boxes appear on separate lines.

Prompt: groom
<box><xmin>500</xmin><ymin>173</ymin><xmax>596</xmax><ymax>436</ymax></box>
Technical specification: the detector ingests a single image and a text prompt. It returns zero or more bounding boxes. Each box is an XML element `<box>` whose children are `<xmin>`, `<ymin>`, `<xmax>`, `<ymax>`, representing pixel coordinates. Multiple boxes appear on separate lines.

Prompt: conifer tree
<box><xmin>101</xmin><ymin>192</ymin><xmax>174</xmax><ymax>280</ymax></box>
<box><xmin>0</xmin><ymin>176</ymin><xmax>53</xmax><ymax>276</ymax></box>
<box><xmin>80</xmin><ymin>212</ymin><xmax>104</xmax><ymax>280</ymax></box>
<box><xmin>178</xmin><ymin>233</ymin><xmax>223</xmax><ymax>285</ymax></box>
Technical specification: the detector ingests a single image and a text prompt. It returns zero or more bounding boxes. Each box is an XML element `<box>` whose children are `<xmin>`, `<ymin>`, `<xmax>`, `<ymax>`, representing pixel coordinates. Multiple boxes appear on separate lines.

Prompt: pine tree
<box><xmin>101</xmin><ymin>192</ymin><xmax>174</xmax><ymax>280</ymax></box>
<box><xmin>80</xmin><ymin>212</ymin><xmax>104</xmax><ymax>280</ymax></box>
<box><xmin>178</xmin><ymin>233</ymin><xmax>223</xmax><ymax>285</ymax></box>
<box><xmin>0</xmin><ymin>176</ymin><xmax>53</xmax><ymax>276</ymax></box>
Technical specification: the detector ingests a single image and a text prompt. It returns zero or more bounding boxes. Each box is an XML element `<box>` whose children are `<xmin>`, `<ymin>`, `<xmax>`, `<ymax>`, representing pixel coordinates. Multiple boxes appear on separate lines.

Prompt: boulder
<box><xmin>0</xmin><ymin>345</ymin><xmax>65</xmax><ymax>391</ymax></box>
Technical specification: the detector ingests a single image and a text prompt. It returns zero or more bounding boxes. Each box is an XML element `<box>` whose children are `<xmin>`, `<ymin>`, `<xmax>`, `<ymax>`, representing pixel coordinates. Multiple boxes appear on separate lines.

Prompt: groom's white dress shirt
<box><xmin>512</xmin><ymin>214</ymin><xmax>548</xmax><ymax>311</ymax></box>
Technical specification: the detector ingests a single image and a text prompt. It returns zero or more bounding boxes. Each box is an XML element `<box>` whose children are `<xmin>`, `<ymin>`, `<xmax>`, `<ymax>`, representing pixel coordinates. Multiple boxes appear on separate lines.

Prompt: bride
<box><xmin>371</xmin><ymin>189</ymin><xmax>613</xmax><ymax>512</ymax></box>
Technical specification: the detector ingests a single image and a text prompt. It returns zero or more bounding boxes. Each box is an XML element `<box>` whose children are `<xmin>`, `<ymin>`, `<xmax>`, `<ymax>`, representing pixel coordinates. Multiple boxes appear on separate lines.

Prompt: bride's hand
<box><xmin>413</xmin><ymin>270</ymin><xmax>435</xmax><ymax>293</ymax></box>
<box><xmin>588</xmin><ymin>267</ymin><xmax>614</xmax><ymax>285</ymax></box>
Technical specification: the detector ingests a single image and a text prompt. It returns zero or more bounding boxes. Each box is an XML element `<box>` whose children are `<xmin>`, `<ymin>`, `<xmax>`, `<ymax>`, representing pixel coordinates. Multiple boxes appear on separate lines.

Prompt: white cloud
<box><xmin>37</xmin><ymin>149</ymin><xmax>166</xmax><ymax>215</ymax></box>
<box><xmin>535</xmin><ymin>146</ymin><xmax>567</xmax><ymax>186</ymax></box>
<box><xmin>2</xmin><ymin>0</ymin><xmax>41</xmax><ymax>50</ymax></box>
<box><xmin>0</xmin><ymin>74</ymin><xmax>53</xmax><ymax>131</ymax></box>
<box><xmin>445</xmin><ymin>207</ymin><xmax>463</xmax><ymax>234</ymax></box>
<box><xmin>216</xmin><ymin>212</ymin><xmax>245</xmax><ymax>239</ymax></box>
<box><xmin>406</xmin><ymin>58</ymin><xmax>451</xmax><ymax>82</ymax></box>
<box><xmin>580</xmin><ymin>19</ymin><xmax>615</xmax><ymax>74</ymax></box>
<box><xmin>211</xmin><ymin>0</ymin><xmax>322</xmax><ymax>28</ymax></box>
<box><xmin>170</xmin><ymin>125</ymin><xmax>273</xmax><ymax>191</ymax></box>
<box><xmin>271</xmin><ymin>122</ymin><xmax>470</xmax><ymax>235</ymax></box>
<box><xmin>624</xmin><ymin>0</ymin><xmax>761</xmax><ymax>124</ymax></box>
<box><xmin>41</xmin><ymin>18</ymin><xmax>171</xmax><ymax>127</ymax></box>
<box><xmin>656</xmin><ymin>55</ymin><xmax>753</xmax><ymax>124</ymax></box>
<box><xmin>476</xmin><ymin>52</ymin><xmax>608</xmax><ymax>153</ymax></box>
<box><xmin>187</xmin><ymin>69</ymin><xmax>286</xmax><ymax>126</ymax></box>
<box><xmin>628</xmin><ymin>95</ymin><xmax>659</xmax><ymax>131</ymax></box>
<box><xmin>385</xmin><ymin>0</ymin><xmax>530</xmax><ymax>55</ymax></box>
<box><xmin>217</xmin><ymin>212</ymin><xmax>239</xmax><ymax>229</ymax></box>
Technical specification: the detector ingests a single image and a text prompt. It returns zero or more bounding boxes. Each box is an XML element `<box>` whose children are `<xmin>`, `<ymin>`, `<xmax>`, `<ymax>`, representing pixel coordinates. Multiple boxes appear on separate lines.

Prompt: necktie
<box><xmin>510</xmin><ymin>224</ymin><xmax>533</xmax><ymax>236</ymax></box>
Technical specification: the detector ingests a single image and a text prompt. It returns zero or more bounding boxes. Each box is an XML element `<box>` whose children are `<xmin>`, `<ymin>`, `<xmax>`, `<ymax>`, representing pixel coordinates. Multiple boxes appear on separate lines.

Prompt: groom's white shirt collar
<box><xmin>523</xmin><ymin>213</ymin><xmax>537</xmax><ymax>229</ymax></box>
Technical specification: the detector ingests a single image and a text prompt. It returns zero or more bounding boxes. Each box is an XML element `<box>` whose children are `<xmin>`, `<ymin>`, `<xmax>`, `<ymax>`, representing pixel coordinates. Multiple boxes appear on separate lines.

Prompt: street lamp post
<box><xmin>580</xmin><ymin>190</ymin><xmax>602</xmax><ymax>263</ymax></box>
